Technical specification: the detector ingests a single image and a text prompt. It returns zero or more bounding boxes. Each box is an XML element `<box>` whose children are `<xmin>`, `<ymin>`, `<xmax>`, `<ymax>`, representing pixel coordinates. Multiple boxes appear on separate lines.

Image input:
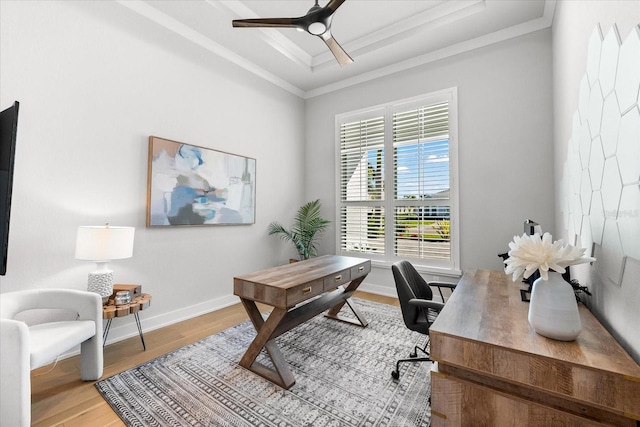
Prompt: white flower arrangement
<box><xmin>504</xmin><ymin>232</ymin><xmax>595</xmax><ymax>281</ymax></box>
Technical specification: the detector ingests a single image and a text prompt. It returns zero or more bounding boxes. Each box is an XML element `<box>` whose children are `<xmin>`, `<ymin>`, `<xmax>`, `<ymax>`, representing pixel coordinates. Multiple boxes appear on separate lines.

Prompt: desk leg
<box><xmin>239</xmin><ymin>298</ymin><xmax>295</xmax><ymax>389</ymax></box>
<box><xmin>325</xmin><ymin>276</ymin><xmax>369</xmax><ymax>327</ymax></box>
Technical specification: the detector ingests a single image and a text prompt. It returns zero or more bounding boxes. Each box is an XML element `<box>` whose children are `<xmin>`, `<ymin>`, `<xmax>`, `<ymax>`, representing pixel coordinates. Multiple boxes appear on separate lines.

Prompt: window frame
<box><xmin>334</xmin><ymin>88</ymin><xmax>460</xmax><ymax>275</ymax></box>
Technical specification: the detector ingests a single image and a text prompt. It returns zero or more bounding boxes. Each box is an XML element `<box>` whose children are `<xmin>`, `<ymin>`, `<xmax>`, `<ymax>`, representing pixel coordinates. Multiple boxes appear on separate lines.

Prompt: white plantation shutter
<box><xmin>339</xmin><ymin>206</ymin><xmax>385</xmax><ymax>254</ymax></box>
<box><xmin>340</xmin><ymin>116</ymin><xmax>384</xmax><ymax>202</ymax></box>
<box><xmin>393</xmin><ymin>205</ymin><xmax>450</xmax><ymax>260</ymax></box>
<box><xmin>339</xmin><ymin>115</ymin><xmax>385</xmax><ymax>255</ymax></box>
<box><xmin>393</xmin><ymin>103</ymin><xmax>449</xmax><ymax>143</ymax></box>
<box><xmin>336</xmin><ymin>89</ymin><xmax>458</xmax><ymax>272</ymax></box>
<box><xmin>393</xmin><ymin>103</ymin><xmax>449</xmax><ymax>199</ymax></box>
<box><xmin>392</xmin><ymin>102</ymin><xmax>451</xmax><ymax>261</ymax></box>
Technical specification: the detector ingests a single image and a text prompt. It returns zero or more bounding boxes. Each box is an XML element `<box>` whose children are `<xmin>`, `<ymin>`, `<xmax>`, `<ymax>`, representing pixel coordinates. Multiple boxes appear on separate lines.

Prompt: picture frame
<box><xmin>146</xmin><ymin>136</ymin><xmax>256</xmax><ymax>227</ymax></box>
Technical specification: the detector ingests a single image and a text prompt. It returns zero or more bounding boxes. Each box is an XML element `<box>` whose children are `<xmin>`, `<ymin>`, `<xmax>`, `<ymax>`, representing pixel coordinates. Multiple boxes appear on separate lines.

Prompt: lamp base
<box><xmin>87</xmin><ymin>271</ymin><xmax>114</xmax><ymax>304</ymax></box>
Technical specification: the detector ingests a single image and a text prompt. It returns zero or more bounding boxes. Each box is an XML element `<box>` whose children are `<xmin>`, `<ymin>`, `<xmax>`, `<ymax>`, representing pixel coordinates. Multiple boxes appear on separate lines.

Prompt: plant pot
<box><xmin>527</xmin><ymin>271</ymin><xmax>582</xmax><ymax>341</ymax></box>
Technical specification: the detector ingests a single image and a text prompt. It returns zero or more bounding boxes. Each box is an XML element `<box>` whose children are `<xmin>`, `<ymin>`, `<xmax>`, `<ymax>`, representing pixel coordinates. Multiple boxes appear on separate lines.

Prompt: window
<box><xmin>336</xmin><ymin>89</ymin><xmax>459</xmax><ymax>273</ymax></box>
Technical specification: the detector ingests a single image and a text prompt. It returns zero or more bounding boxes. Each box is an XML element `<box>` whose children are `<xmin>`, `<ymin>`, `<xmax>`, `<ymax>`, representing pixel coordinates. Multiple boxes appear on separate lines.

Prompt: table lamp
<box><xmin>75</xmin><ymin>224</ymin><xmax>135</xmax><ymax>303</ymax></box>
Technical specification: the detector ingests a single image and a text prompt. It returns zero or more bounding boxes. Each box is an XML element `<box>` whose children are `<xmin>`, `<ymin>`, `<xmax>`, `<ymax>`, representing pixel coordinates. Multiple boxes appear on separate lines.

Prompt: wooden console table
<box><xmin>429</xmin><ymin>269</ymin><xmax>640</xmax><ymax>426</ymax></box>
<box><xmin>234</xmin><ymin>255</ymin><xmax>371</xmax><ymax>389</ymax></box>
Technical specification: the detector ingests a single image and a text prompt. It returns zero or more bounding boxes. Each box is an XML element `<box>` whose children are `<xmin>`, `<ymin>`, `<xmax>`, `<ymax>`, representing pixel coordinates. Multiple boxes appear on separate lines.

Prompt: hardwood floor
<box><xmin>30</xmin><ymin>291</ymin><xmax>399</xmax><ymax>426</ymax></box>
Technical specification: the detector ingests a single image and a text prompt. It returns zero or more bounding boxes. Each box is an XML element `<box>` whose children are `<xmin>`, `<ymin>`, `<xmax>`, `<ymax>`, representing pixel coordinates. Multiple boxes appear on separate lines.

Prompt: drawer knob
<box><xmin>302</xmin><ymin>287</ymin><xmax>312</xmax><ymax>295</ymax></box>
<box><xmin>334</xmin><ymin>275</ymin><xmax>342</xmax><ymax>282</ymax></box>
<box><xmin>358</xmin><ymin>266</ymin><xmax>365</xmax><ymax>271</ymax></box>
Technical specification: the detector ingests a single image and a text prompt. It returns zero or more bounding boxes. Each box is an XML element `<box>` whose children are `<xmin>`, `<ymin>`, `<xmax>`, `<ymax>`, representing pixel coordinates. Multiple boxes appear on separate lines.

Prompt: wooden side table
<box><xmin>102</xmin><ymin>293</ymin><xmax>152</xmax><ymax>350</ymax></box>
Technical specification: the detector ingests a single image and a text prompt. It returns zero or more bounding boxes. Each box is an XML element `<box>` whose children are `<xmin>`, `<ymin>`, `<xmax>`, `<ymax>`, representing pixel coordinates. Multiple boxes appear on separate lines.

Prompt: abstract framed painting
<box><xmin>147</xmin><ymin>136</ymin><xmax>256</xmax><ymax>227</ymax></box>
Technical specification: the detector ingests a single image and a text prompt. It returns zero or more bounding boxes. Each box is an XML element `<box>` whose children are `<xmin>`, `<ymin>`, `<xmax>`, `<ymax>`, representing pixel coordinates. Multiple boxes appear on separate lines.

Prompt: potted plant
<box><xmin>268</xmin><ymin>199</ymin><xmax>330</xmax><ymax>261</ymax></box>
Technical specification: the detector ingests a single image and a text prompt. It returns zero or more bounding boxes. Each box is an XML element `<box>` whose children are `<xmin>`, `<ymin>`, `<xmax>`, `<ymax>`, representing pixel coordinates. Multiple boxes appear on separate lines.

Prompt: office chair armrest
<box><xmin>408</xmin><ymin>298</ymin><xmax>445</xmax><ymax>312</ymax></box>
<box><xmin>427</xmin><ymin>281</ymin><xmax>457</xmax><ymax>290</ymax></box>
<box><xmin>428</xmin><ymin>281</ymin><xmax>457</xmax><ymax>302</ymax></box>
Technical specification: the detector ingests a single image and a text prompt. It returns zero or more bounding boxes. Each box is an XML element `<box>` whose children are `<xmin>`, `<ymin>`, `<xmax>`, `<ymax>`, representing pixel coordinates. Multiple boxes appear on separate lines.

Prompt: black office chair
<box><xmin>391</xmin><ymin>260</ymin><xmax>457</xmax><ymax>380</ymax></box>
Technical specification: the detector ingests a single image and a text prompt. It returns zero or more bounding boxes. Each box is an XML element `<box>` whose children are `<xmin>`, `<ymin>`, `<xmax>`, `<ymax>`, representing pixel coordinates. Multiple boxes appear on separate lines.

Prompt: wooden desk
<box><xmin>429</xmin><ymin>269</ymin><xmax>640</xmax><ymax>426</ymax></box>
<box><xmin>234</xmin><ymin>255</ymin><xmax>371</xmax><ymax>389</ymax></box>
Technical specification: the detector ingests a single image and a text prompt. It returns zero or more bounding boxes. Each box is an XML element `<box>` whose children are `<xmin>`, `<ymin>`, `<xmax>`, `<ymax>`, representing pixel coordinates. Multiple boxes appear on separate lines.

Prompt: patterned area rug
<box><xmin>95</xmin><ymin>299</ymin><xmax>431</xmax><ymax>427</ymax></box>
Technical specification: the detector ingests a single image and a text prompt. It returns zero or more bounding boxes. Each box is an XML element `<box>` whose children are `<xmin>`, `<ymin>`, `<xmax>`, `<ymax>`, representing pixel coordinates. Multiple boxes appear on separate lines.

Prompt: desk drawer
<box><xmin>323</xmin><ymin>269</ymin><xmax>351</xmax><ymax>291</ymax></box>
<box><xmin>351</xmin><ymin>262</ymin><xmax>370</xmax><ymax>279</ymax></box>
<box><xmin>288</xmin><ymin>279</ymin><xmax>324</xmax><ymax>306</ymax></box>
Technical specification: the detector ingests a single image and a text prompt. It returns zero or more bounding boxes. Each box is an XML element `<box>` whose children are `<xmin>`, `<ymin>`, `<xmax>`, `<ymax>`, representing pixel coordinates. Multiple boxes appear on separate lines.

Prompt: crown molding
<box><xmin>312</xmin><ymin>0</ymin><xmax>486</xmax><ymax>69</ymax></box>
<box><xmin>116</xmin><ymin>0</ymin><xmax>306</xmax><ymax>98</ymax></box>
<box><xmin>115</xmin><ymin>0</ymin><xmax>555</xmax><ymax>100</ymax></box>
<box><xmin>304</xmin><ymin>1</ymin><xmax>556</xmax><ymax>99</ymax></box>
<box><xmin>211</xmin><ymin>0</ymin><xmax>313</xmax><ymax>69</ymax></box>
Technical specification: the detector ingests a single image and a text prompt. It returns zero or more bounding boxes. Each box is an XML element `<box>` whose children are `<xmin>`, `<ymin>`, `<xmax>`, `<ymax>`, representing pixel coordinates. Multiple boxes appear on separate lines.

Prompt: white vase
<box><xmin>527</xmin><ymin>271</ymin><xmax>582</xmax><ymax>341</ymax></box>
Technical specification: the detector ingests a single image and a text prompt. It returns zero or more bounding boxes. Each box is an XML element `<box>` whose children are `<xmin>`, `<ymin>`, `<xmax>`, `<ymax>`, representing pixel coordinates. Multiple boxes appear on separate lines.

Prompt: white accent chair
<box><xmin>0</xmin><ymin>289</ymin><xmax>103</xmax><ymax>427</ymax></box>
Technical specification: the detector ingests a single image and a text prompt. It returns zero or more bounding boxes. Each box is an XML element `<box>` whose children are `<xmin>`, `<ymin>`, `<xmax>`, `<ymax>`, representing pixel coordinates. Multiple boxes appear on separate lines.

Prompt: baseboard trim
<box><xmin>59</xmin><ymin>282</ymin><xmax>395</xmax><ymax>360</ymax></box>
<box><xmin>60</xmin><ymin>294</ymin><xmax>240</xmax><ymax>360</ymax></box>
<box><xmin>358</xmin><ymin>282</ymin><xmax>397</xmax><ymax>298</ymax></box>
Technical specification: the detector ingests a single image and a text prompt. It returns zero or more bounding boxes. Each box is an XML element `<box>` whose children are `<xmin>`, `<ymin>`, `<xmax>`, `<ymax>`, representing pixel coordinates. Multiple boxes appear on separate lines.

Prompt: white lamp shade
<box><xmin>75</xmin><ymin>226</ymin><xmax>135</xmax><ymax>261</ymax></box>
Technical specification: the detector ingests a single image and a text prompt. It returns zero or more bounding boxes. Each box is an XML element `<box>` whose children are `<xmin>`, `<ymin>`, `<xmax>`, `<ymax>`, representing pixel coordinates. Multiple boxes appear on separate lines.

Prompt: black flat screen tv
<box><xmin>0</xmin><ymin>101</ymin><xmax>19</xmax><ymax>276</ymax></box>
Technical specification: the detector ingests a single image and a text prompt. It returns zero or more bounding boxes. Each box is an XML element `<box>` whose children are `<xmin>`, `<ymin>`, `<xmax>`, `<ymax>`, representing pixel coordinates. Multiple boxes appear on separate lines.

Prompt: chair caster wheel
<box><xmin>391</xmin><ymin>370</ymin><xmax>399</xmax><ymax>380</ymax></box>
<box><xmin>409</xmin><ymin>352</ymin><xmax>417</xmax><ymax>358</ymax></box>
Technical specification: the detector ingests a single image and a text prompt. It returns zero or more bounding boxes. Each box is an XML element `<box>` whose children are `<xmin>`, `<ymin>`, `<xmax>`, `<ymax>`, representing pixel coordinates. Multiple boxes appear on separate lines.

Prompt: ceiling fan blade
<box><xmin>232</xmin><ymin>2</ymin><xmax>351</xmax><ymax>66</ymax></box>
<box><xmin>325</xmin><ymin>0</ymin><xmax>346</xmax><ymax>13</ymax></box>
<box><xmin>320</xmin><ymin>33</ymin><xmax>353</xmax><ymax>66</ymax></box>
<box><xmin>232</xmin><ymin>18</ymin><xmax>297</xmax><ymax>29</ymax></box>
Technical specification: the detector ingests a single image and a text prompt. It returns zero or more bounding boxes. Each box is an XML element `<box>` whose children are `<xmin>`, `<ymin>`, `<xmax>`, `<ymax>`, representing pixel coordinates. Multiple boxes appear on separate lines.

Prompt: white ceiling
<box><xmin>116</xmin><ymin>0</ymin><xmax>555</xmax><ymax>98</ymax></box>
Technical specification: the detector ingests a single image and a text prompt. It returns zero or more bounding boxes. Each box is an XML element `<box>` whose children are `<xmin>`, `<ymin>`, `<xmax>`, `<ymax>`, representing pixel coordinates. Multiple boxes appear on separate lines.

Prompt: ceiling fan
<box><xmin>232</xmin><ymin>0</ymin><xmax>353</xmax><ymax>67</ymax></box>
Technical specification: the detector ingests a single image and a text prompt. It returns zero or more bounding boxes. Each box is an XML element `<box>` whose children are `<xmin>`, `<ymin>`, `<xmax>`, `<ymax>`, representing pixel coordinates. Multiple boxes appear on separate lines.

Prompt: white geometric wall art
<box><xmin>581</xmin><ymin>172</ymin><xmax>593</xmax><ymax>216</ymax></box>
<box><xmin>596</xmin><ymin>219</ymin><xmax>625</xmax><ymax>286</ymax></box>
<box><xmin>618</xmin><ymin>185</ymin><xmax>640</xmax><ymax>261</ymax></box>
<box><xmin>615</xmin><ymin>26</ymin><xmax>640</xmax><ymax>113</ymax></box>
<box><xmin>580</xmin><ymin>120</ymin><xmax>593</xmax><ymax>169</ymax></box>
<box><xmin>578</xmin><ymin>78</ymin><xmax>591</xmax><ymax>122</ymax></box>
<box><xmin>589</xmin><ymin>136</ymin><xmax>605</xmax><ymax>190</ymax></box>
<box><xmin>599</xmin><ymin>26</ymin><xmax>621</xmax><ymax>97</ymax></box>
<box><xmin>590</xmin><ymin>191</ymin><xmax>605</xmax><ymax>245</ymax></box>
<box><xmin>562</xmin><ymin>23</ymin><xmax>640</xmax><ymax>287</ymax></box>
<box><xmin>588</xmin><ymin>81</ymin><xmax>604</xmax><ymax>137</ymax></box>
<box><xmin>570</xmin><ymin>139</ymin><xmax>582</xmax><ymax>195</ymax></box>
<box><xmin>601</xmin><ymin>93</ymin><xmax>621</xmax><ymax>157</ymax></box>
<box><xmin>617</xmin><ymin>106</ymin><xmax>640</xmax><ymax>185</ymax></box>
<box><xmin>601</xmin><ymin>157</ymin><xmax>623</xmax><ymax>216</ymax></box>
<box><xmin>580</xmin><ymin>215</ymin><xmax>594</xmax><ymax>257</ymax></box>
<box><xmin>574</xmin><ymin>194</ymin><xmax>584</xmax><ymax>236</ymax></box>
<box><xmin>586</xmin><ymin>24</ymin><xmax>603</xmax><ymax>86</ymax></box>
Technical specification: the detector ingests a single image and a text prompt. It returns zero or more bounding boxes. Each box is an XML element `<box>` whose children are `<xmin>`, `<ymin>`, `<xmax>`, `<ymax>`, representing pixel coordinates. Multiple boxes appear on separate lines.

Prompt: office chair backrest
<box><xmin>392</xmin><ymin>260</ymin><xmax>433</xmax><ymax>328</ymax></box>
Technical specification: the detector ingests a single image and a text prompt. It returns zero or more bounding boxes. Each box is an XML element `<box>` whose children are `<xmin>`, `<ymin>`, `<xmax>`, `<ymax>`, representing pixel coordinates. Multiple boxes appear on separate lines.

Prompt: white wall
<box><xmin>10</xmin><ymin>0</ymin><xmax>634</xmax><ymax>366</ymax></box>
<box><xmin>552</xmin><ymin>0</ymin><xmax>640</xmax><ymax>361</ymax></box>
<box><xmin>0</xmin><ymin>1</ymin><xmax>304</xmax><ymax>343</ymax></box>
<box><xmin>305</xmin><ymin>30</ymin><xmax>554</xmax><ymax>294</ymax></box>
